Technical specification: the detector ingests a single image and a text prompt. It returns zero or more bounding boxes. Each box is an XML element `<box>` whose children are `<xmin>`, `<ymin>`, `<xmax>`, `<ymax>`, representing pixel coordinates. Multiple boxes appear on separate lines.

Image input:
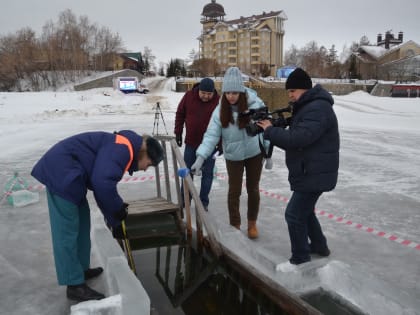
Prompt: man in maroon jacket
<box><xmin>174</xmin><ymin>78</ymin><xmax>220</xmax><ymax>210</ymax></box>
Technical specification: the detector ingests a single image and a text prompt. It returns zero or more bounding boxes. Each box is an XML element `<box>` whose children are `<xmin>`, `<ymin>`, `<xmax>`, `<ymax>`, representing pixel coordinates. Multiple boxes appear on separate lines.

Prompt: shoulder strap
<box><xmin>258</xmin><ymin>135</ymin><xmax>273</xmax><ymax>159</ymax></box>
<box><xmin>115</xmin><ymin>134</ymin><xmax>134</xmax><ymax>173</ymax></box>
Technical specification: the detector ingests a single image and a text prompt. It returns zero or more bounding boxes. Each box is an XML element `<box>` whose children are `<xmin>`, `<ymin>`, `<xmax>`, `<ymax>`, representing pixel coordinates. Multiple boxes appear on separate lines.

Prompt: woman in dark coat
<box><xmin>257</xmin><ymin>68</ymin><xmax>340</xmax><ymax>265</ymax></box>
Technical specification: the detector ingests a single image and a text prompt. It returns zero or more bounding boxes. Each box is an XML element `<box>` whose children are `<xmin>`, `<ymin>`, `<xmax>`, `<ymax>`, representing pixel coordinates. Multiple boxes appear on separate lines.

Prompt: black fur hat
<box><xmin>285</xmin><ymin>68</ymin><xmax>312</xmax><ymax>90</ymax></box>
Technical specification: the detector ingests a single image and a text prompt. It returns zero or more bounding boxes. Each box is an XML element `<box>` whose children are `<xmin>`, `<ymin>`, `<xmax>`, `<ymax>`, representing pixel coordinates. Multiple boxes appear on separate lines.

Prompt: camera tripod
<box><xmin>152</xmin><ymin>102</ymin><xmax>168</xmax><ymax>135</ymax></box>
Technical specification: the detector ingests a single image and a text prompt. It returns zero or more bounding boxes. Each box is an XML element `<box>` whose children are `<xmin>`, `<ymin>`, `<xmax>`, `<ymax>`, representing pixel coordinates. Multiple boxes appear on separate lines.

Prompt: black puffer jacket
<box><xmin>263</xmin><ymin>84</ymin><xmax>340</xmax><ymax>192</ymax></box>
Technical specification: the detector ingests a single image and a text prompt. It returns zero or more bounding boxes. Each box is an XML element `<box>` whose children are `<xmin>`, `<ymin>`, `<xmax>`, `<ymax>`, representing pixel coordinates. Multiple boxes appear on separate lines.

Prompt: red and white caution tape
<box><xmin>314</xmin><ymin>209</ymin><xmax>420</xmax><ymax>251</ymax></box>
<box><xmin>25</xmin><ymin>172</ymin><xmax>419</xmax><ymax>251</ymax></box>
<box><xmin>257</xmin><ymin>187</ymin><xmax>420</xmax><ymax>251</ymax></box>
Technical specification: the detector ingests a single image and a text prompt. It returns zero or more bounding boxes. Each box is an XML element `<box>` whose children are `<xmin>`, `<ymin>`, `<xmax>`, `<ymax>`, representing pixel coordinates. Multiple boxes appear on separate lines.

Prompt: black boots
<box><xmin>84</xmin><ymin>267</ymin><xmax>104</xmax><ymax>280</ymax></box>
<box><xmin>67</xmin><ymin>283</ymin><xmax>105</xmax><ymax>301</ymax></box>
<box><xmin>313</xmin><ymin>247</ymin><xmax>331</xmax><ymax>257</ymax></box>
<box><xmin>310</xmin><ymin>245</ymin><xmax>331</xmax><ymax>257</ymax></box>
<box><xmin>66</xmin><ymin>267</ymin><xmax>105</xmax><ymax>301</ymax></box>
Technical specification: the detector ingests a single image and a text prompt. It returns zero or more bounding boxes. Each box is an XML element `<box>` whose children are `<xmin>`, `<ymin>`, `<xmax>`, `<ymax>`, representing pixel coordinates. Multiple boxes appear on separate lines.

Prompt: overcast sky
<box><xmin>1</xmin><ymin>0</ymin><xmax>419</xmax><ymax>66</ymax></box>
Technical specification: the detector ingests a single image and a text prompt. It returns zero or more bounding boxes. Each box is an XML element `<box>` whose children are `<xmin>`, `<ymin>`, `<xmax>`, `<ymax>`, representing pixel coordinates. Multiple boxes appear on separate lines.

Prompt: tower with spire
<box><xmin>201</xmin><ymin>0</ymin><xmax>225</xmax><ymax>30</ymax></box>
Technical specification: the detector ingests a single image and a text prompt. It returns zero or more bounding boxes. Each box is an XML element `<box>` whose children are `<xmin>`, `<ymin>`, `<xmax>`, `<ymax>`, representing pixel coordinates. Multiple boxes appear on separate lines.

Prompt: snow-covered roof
<box><xmin>358</xmin><ymin>45</ymin><xmax>388</xmax><ymax>59</ymax></box>
<box><xmin>202</xmin><ymin>10</ymin><xmax>286</xmax><ymax>36</ymax></box>
<box><xmin>380</xmin><ymin>40</ymin><xmax>420</xmax><ymax>59</ymax></box>
<box><xmin>227</xmin><ymin>10</ymin><xmax>286</xmax><ymax>25</ymax></box>
<box><xmin>357</xmin><ymin>40</ymin><xmax>420</xmax><ymax>61</ymax></box>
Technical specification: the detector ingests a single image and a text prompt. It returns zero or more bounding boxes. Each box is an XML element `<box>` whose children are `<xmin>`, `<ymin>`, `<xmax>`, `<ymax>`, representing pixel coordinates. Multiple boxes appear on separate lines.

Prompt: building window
<box><xmin>405</xmin><ymin>49</ymin><xmax>415</xmax><ymax>57</ymax></box>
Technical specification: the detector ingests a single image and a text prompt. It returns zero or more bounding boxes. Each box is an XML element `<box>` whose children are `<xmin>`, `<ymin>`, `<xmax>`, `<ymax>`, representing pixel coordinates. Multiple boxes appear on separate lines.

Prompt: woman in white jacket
<box><xmin>191</xmin><ymin>67</ymin><xmax>269</xmax><ymax>239</ymax></box>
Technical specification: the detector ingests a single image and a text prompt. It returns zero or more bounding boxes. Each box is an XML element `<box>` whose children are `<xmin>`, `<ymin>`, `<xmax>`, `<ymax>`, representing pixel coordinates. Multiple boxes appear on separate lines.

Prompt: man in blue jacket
<box><xmin>257</xmin><ymin>68</ymin><xmax>340</xmax><ymax>265</ymax></box>
<box><xmin>31</xmin><ymin>130</ymin><xmax>164</xmax><ymax>301</ymax></box>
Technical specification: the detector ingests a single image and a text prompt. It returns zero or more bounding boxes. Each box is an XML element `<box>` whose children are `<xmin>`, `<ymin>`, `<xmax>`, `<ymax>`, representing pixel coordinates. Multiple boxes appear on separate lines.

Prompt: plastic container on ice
<box><xmin>3</xmin><ymin>171</ymin><xmax>39</xmax><ymax>207</ymax></box>
<box><xmin>10</xmin><ymin>189</ymin><xmax>39</xmax><ymax>207</ymax></box>
<box><xmin>4</xmin><ymin>172</ymin><xmax>29</xmax><ymax>205</ymax></box>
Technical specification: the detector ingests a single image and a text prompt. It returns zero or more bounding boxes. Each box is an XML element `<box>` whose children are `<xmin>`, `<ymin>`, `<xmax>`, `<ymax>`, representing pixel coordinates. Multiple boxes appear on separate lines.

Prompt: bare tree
<box><xmin>300</xmin><ymin>41</ymin><xmax>323</xmax><ymax>76</ymax></box>
<box><xmin>284</xmin><ymin>44</ymin><xmax>300</xmax><ymax>66</ymax></box>
<box><xmin>284</xmin><ymin>41</ymin><xmax>350</xmax><ymax>79</ymax></box>
<box><xmin>0</xmin><ymin>9</ymin><xmax>124</xmax><ymax>90</ymax></box>
<box><xmin>0</xmin><ymin>28</ymin><xmax>40</xmax><ymax>90</ymax></box>
<box><xmin>143</xmin><ymin>46</ymin><xmax>156</xmax><ymax>74</ymax></box>
<box><xmin>190</xmin><ymin>58</ymin><xmax>220</xmax><ymax>77</ymax></box>
<box><xmin>0</xmin><ymin>35</ymin><xmax>19</xmax><ymax>90</ymax></box>
<box><xmin>185</xmin><ymin>48</ymin><xmax>198</xmax><ymax>66</ymax></box>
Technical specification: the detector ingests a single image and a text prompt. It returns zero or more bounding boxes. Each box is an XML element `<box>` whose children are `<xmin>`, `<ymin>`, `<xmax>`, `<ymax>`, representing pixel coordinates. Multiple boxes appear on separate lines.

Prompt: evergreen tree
<box><xmin>327</xmin><ymin>45</ymin><xmax>338</xmax><ymax>65</ymax></box>
<box><xmin>166</xmin><ymin>58</ymin><xmax>185</xmax><ymax>77</ymax></box>
<box><xmin>158</xmin><ymin>66</ymin><xmax>165</xmax><ymax>76</ymax></box>
<box><xmin>348</xmin><ymin>55</ymin><xmax>358</xmax><ymax>79</ymax></box>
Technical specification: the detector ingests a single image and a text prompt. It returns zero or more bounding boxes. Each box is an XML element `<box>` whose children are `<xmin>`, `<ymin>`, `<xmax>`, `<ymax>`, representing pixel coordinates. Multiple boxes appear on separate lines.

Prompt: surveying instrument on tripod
<box><xmin>152</xmin><ymin>102</ymin><xmax>168</xmax><ymax>136</ymax></box>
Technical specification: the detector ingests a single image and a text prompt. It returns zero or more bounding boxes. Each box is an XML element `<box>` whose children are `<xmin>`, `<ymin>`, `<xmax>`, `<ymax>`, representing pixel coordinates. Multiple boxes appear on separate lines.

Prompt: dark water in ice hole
<box><xmin>131</xmin><ymin>236</ymin><xmax>288</xmax><ymax>315</ymax></box>
<box><xmin>131</xmin><ymin>236</ymin><xmax>367</xmax><ymax>315</ymax></box>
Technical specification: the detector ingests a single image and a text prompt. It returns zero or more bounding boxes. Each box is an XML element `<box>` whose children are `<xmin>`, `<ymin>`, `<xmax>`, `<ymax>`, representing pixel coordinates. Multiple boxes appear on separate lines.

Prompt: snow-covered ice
<box><xmin>0</xmin><ymin>77</ymin><xmax>419</xmax><ymax>314</ymax></box>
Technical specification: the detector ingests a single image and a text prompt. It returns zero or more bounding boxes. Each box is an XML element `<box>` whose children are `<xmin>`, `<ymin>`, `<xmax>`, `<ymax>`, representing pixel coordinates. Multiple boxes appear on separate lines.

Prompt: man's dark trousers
<box><xmin>285</xmin><ymin>191</ymin><xmax>327</xmax><ymax>264</ymax></box>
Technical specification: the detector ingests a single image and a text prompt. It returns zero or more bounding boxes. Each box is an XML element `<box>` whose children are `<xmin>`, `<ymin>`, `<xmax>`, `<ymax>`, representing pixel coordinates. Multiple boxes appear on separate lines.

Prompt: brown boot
<box><xmin>247</xmin><ymin>220</ymin><xmax>258</xmax><ymax>239</ymax></box>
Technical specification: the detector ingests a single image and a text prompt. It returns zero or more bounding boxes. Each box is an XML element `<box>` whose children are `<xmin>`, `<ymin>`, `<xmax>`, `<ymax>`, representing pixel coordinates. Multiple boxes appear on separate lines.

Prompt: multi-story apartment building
<box><xmin>198</xmin><ymin>0</ymin><xmax>287</xmax><ymax>76</ymax></box>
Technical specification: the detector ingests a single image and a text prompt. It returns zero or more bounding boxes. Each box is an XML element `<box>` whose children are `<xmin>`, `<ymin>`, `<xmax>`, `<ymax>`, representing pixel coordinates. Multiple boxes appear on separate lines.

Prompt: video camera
<box><xmin>239</xmin><ymin>105</ymin><xmax>292</xmax><ymax>136</ymax></box>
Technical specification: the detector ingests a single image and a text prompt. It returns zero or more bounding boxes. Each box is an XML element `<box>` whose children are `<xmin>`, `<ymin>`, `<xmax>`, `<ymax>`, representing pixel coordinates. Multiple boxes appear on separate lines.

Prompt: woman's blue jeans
<box><xmin>285</xmin><ymin>191</ymin><xmax>327</xmax><ymax>264</ymax></box>
<box><xmin>182</xmin><ymin>145</ymin><xmax>215</xmax><ymax>208</ymax></box>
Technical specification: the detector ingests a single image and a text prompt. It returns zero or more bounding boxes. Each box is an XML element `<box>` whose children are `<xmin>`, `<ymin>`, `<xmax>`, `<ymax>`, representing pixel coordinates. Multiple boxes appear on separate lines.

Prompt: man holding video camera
<box><xmin>257</xmin><ymin>68</ymin><xmax>340</xmax><ymax>265</ymax></box>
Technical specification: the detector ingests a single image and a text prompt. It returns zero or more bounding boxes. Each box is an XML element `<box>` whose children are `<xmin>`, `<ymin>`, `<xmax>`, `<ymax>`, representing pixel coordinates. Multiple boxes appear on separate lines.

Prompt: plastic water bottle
<box><xmin>3</xmin><ymin>172</ymin><xmax>29</xmax><ymax>206</ymax></box>
<box><xmin>10</xmin><ymin>190</ymin><xmax>39</xmax><ymax>207</ymax></box>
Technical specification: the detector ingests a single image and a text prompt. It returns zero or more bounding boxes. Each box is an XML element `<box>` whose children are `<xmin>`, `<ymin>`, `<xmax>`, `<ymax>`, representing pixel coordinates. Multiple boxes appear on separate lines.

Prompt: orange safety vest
<box><xmin>115</xmin><ymin>134</ymin><xmax>134</xmax><ymax>173</ymax></box>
